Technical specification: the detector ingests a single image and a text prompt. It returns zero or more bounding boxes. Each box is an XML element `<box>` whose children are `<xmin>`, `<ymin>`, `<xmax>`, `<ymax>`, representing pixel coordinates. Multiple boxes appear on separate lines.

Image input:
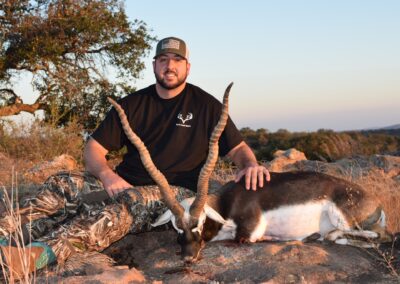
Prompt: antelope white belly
<box><xmin>250</xmin><ymin>200</ymin><xmax>349</xmax><ymax>242</ymax></box>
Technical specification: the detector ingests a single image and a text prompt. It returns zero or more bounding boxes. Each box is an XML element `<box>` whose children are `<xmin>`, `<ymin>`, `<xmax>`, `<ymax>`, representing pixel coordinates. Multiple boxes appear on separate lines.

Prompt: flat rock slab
<box><xmin>103</xmin><ymin>229</ymin><xmax>399</xmax><ymax>283</ymax></box>
<box><xmin>41</xmin><ymin>266</ymin><xmax>145</xmax><ymax>283</ymax></box>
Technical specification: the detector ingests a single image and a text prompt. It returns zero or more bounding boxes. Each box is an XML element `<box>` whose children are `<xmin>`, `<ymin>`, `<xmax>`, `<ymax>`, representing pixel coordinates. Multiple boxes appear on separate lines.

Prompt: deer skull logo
<box><xmin>177</xmin><ymin>113</ymin><xmax>193</xmax><ymax>124</ymax></box>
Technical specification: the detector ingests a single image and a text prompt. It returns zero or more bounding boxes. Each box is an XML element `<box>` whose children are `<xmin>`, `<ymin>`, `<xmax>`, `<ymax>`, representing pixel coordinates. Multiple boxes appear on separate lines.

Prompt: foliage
<box><xmin>241</xmin><ymin>128</ymin><xmax>400</xmax><ymax>162</ymax></box>
<box><xmin>0</xmin><ymin>0</ymin><xmax>155</xmax><ymax>129</ymax></box>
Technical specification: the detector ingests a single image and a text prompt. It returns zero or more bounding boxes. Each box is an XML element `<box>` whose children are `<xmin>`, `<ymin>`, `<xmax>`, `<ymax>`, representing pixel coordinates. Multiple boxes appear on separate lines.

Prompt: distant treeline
<box><xmin>240</xmin><ymin>128</ymin><xmax>400</xmax><ymax>162</ymax></box>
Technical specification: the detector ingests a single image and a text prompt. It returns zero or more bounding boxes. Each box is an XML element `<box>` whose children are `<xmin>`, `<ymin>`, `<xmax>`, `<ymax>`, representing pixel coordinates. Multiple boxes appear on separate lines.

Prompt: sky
<box><xmin>11</xmin><ymin>1</ymin><xmax>400</xmax><ymax>132</ymax></box>
<box><xmin>124</xmin><ymin>0</ymin><xmax>399</xmax><ymax>132</ymax></box>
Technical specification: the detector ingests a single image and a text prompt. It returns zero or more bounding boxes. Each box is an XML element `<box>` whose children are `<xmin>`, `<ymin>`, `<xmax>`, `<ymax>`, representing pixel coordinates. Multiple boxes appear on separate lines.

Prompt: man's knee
<box><xmin>114</xmin><ymin>186</ymin><xmax>194</xmax><ymax>233</ymax></box>
<box><xmin>42</xmin><ymin>171</ymin><xmax>104</xmax><ymax>202</ymax></box>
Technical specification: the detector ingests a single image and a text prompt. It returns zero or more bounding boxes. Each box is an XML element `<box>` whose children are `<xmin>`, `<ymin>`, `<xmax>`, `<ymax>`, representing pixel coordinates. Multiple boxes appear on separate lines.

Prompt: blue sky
<box><xmin>125</xmin><ymin>1</ymin><xmax>399</xmax><ymax>131</ymax></box>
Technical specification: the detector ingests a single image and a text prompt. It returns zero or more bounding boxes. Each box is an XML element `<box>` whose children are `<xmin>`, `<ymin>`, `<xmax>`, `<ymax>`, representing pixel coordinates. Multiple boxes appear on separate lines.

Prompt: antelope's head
<box><xmin>151</xmin><ymin>197</ymin><xmax>227</xmax><ymax>263</ymax></box>
<box><xmin>108</xmin><ymin>82</ymin><xmax>233</xmax><ymax>263</ymax></box>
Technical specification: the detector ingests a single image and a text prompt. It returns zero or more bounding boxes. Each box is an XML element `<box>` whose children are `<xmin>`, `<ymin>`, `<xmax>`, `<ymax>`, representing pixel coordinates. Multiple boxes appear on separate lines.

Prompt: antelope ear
<box><xmin>151</xmin><ymin>210</ymin><xmax>173</xmax><ymax>227</ymax></box>
<box><xmin>204</xmin><ymin>204</ymin><xmax>226</xmax><ymax>224</ymax></box>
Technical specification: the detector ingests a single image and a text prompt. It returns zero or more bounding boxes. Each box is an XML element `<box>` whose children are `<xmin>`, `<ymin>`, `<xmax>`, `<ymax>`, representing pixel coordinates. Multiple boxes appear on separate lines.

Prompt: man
<box><xmin>0</xmin><ymin>37</ymin><xmax>269</xmax><ymax>278</ymax></box>
<box><xmin>85</xmin><ymin>36</ymin><xmax>270</xmax><ymax>195</ymax></box>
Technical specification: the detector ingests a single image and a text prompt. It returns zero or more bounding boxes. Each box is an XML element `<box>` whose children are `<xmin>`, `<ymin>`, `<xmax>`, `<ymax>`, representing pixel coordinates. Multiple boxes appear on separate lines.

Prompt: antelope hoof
<box><xmin>184</xmin><ymin>256</ymin><xmax>197</xmax><ymax>264</ymax></box>
<box><xmin>239</xmin><ymin>237</ymin><xmax>251</xmax><ymax>244</ymax></box>
<box><xmin>303</xmin><ymin>232</ymin><xmax>322</xmax><ymax>243</ymax></box>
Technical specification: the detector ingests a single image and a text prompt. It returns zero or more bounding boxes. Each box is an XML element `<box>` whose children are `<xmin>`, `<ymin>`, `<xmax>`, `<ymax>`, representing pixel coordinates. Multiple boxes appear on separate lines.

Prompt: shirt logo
<box><xmin>176</xmin><ymin>112</ymin><xmax>193</xmax><ymax>128</ymax></box>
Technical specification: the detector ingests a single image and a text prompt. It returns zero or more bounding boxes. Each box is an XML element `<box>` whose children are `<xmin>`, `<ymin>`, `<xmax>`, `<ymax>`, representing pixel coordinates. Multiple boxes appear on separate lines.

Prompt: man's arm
<box><xmin>226</xmin><ymin>141</ymin><xmax>270</xmax><ymax>190</ymax></box>
<box><xmin>84</xmin><ymin>137</ymin><xmax>132</xmax><ymax>196</ymax></box>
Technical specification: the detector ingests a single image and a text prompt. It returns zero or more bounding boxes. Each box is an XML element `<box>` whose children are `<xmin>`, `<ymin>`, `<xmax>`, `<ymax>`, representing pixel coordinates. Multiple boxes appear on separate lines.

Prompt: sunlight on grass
<box><xmin>0</xmin><ymin>171</ymin><xmax>36</xmax><ymax>283</ymax></box>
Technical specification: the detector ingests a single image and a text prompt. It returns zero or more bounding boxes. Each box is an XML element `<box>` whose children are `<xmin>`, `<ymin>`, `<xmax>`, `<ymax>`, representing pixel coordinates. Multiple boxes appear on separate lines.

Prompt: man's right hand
<box><xmin>84</xmin><ymin>138</ymin><xmax>133</xmax><ymax>197</ymax></box>
<box><xmin>99</xmin><ymin>170</ymin><xmax>132</xmax><ymax>197</ymax></box>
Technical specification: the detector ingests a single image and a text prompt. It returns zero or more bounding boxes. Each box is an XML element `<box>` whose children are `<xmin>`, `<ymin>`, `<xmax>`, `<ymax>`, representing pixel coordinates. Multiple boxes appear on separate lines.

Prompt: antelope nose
<box><xmin>183</xmin><ymin>256</ymin><xmax>195</xmax><ymax>264</ymax></box>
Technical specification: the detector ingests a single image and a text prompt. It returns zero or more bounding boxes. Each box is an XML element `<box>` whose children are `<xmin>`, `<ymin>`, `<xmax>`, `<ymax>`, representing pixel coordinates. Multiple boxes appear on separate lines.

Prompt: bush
<box><xmin>240</xmin><ymin>128</ymin><xmax>400</xmax><ymax>162</ymax></box>
<box><xmin>0</xmin><ymin>119</ymin><xmax>84</xmax><ymax>163</ymax></box>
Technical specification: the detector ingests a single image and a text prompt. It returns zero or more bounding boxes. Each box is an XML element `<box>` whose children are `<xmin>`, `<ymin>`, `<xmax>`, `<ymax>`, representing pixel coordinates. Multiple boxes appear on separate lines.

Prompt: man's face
<box><xmin>153</xmin><ymin>53</ymin><xmax>191</xmax><ymax>90</ymax></box>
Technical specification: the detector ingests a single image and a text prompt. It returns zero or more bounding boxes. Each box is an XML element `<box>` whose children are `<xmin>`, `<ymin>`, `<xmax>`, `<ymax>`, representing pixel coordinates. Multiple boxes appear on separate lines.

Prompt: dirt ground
<box><xmin>51</xmin><ymin>228</ymin><xmax>399</xmax><ymax>283</ymax></box>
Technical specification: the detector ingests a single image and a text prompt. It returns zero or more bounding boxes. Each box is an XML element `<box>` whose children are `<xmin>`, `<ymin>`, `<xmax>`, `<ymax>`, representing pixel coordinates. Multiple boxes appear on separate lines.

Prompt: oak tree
<box><xmin>0</xmin><ymin>0</ymin><xmax>154</xmax><ymax>129</ymax></box>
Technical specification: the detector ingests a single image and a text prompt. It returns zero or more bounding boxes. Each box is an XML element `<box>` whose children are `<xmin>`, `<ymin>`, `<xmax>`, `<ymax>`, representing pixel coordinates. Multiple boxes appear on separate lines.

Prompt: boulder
<box><xmin>101</xmin><ymin>229</ymin><xmax>397</xmax><ymax>283</ymax></box>
<box><xmin>264</xmin><ymin>148</ymin><xmax>307</xmax><ymax>172</ymax></box>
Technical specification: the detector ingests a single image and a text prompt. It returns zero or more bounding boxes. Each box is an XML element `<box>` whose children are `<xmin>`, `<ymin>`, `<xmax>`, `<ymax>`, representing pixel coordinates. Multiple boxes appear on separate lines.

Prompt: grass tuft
<box><xmin>0</xmin><ymin>171</ymin><xmax>36</xmax><ymax>283</ymax></box>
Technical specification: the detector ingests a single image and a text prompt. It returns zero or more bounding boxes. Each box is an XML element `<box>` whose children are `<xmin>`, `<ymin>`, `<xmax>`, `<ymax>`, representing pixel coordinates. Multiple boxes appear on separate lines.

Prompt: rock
<box><xmin>24</xmin><ymin>154</ymin><xmax>77</xmax><ymax>183</ymax></box>
<box><xmin>264</xmin><ymin>148</ymin><xmax>307</xmax><ymax>172</ymax></box>
<box><xmin>41</xmin><ymin>266</ymin><xmax>145</xmax><ymax>283</ymax></box>
<box><xmin>266</xmin><ymin>149</ymin><xmax>400</xmax><ymax>182</ymax></box>
<box><xmin>61</xmin><ymin>251</ymin><xmax>116</xmax><ymax>275</ymax></box>
<box><xmin>273</xmin><ymin>148</ymin><xmax>307</xmax><ymax>161</ymax></box>
<box><xmin>38</xmin><ymin>251</ymin><xmax>146</xmax><ymax>283</ymax></box>
<box><xmin>369</xmin><ymin>155</ymin><xmax>400</xmax><ymax>178</ymax></box>
<box><xmin>102</xmin><ymin>229</ymin><xmax>397</xmax><ymax>283</ymax></box>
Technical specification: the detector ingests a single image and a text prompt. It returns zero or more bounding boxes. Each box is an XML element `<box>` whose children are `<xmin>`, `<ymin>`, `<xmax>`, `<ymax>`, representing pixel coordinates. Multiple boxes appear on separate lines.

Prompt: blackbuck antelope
<box><xmin>108</xmin><ymin>83</ymin><xmax>391</xmax><ymax>263</ymax></box>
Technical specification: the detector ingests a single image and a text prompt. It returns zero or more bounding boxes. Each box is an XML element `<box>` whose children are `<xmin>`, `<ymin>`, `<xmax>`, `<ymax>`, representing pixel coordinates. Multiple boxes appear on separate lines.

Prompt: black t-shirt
<box><xmin>91</xmin><ymin>83</ymin><xmax>243</xmax><ymax>191</ymax></box>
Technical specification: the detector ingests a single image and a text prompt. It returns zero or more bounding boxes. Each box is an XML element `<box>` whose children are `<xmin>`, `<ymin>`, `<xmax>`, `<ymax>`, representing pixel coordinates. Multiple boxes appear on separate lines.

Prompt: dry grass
<box><xmin>0</xmin><ymin>174</ymin><xmax>36</xmax><ymax>283</ymax></box>
<box><xmin>0</xmin><ymin>119</ymin><xmax>84</xmax><ymax>163</ymax></box>
<box><xmin>319</xmin><ymin>164</ymin><xmax>400</xmax><ymax>276</ymax></box>
<box><xmin>0</xmin><ymin>119</ymin><xmax>84</xmax><ymax>193</ymax></box>
<box><xmin>353</xmin><ymin>172</ymin><xmax>400</xmax><ymax>234</ymax></box>
<box><xmin>360</xmin><ymin>179</ymin><xmax>400</xmax><ymax>277</ymax></box>
<box><xmin>211</xmin><ymin>159</ymin><xmax>236</xmax><ymax>184</ymax></box>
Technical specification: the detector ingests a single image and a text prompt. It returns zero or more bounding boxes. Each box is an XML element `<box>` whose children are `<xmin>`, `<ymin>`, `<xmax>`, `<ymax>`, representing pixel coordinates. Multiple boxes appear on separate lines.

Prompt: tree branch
<box><xmin>0</xmin><ymin>102</ymin><xmax>46</xmax><ymax>117</ymax></box>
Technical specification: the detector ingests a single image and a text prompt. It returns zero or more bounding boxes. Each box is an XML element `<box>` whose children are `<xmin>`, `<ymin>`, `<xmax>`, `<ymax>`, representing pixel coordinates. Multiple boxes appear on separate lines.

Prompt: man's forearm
<box><xmin>228</xmin><ymin>142</ymin><xmax>258</xmax><ymax>169</ymax></box>
<box><xmin>227</xmin><ymin>141</ymin><xmax>270</xmax><ymax>190</ymax></box>
<box><xmin>85</xmin><ymin>154</ymin><xmax>115</xmax><ymax>181</ymax></box>
<box><xmin>83</xmin><ymin>138</ymin><xmax>113</xmax><ymax>180</ymax></box>
<box><xmin>83</xmin><ymin>138</ymin><xmax>132</xmax><ymax>196</ymax></box>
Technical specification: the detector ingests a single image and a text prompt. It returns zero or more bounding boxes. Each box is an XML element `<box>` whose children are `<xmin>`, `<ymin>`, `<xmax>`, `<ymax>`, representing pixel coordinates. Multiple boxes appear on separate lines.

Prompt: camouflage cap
<box><xmin>154</xmin><ymin>37</ymin><xmax>189</xmax><ymax>60</ymax></box>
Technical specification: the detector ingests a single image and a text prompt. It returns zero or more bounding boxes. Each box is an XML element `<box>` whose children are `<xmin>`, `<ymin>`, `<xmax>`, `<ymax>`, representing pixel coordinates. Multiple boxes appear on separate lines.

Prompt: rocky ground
<box><xmin>1</xmin><ymin>149</ymin><xmax>400</xmax><ymax>283</ymax></box>
<box><xmin>37</xmin><ymin>229</ymin><xmax>400</xmax><ymax>283</ymax></box>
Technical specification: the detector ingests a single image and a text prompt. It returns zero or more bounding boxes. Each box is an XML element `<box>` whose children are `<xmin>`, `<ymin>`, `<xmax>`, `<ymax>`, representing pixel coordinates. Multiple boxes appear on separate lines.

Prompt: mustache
<box><xmin>164</xmin><ymin>69</ymin><xmax>177</xmax><ymax>76</ymax></box>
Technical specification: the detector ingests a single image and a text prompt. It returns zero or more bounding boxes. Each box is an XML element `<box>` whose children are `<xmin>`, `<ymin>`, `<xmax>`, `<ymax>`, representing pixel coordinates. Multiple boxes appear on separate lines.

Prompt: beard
<box><xmin>155</xmin><ymin>70</ymin><xmax>188</xmax><ymax>90</ymax></box>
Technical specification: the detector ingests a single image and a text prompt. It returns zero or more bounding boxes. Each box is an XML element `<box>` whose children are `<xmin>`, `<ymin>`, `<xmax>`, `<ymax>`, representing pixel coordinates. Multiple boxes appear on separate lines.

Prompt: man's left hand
<box><xmin>235</xmin><ymin>165</ymin><xmax>270</xmax><ymax>191</ymax></box>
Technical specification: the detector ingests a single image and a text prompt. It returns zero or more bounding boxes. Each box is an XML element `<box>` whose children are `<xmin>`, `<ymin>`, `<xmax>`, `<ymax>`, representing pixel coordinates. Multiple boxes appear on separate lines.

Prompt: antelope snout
<box><xmin>181</xmin><ymin>243</ymin><xmax>202</xmax><ymax>263</ymax></box>
<box><xmin>179</xmin><ymin>238</ymin><xmax>205</xmax><ymax>264</ymax></box>
<box><xmin>183</xmin><ymin>255</ymin><xmax>197</xmax><ymax>264</ymax></box>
